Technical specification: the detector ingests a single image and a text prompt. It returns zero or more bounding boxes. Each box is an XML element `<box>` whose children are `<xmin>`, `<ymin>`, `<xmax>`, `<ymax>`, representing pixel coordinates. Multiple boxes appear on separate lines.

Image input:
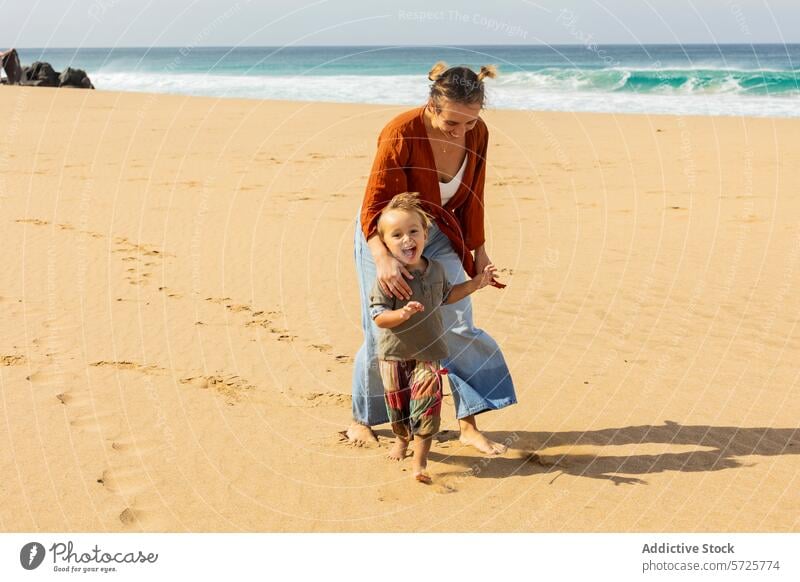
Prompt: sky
<box><xmin>1</xmin><ymin>0</ymin><xmax>798</xmax><ymax>48</ymax></box>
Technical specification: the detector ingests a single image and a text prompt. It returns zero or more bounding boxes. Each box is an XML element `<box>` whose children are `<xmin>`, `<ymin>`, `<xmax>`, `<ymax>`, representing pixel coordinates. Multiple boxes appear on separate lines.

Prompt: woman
<box><xmin>348</xmin><ymin>61</ymin><xmax>516</xmax><ymax>455</ymax></box>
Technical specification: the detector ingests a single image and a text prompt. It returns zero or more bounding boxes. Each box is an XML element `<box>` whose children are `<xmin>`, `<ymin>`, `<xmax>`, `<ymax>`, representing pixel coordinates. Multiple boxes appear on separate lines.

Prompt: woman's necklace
<box><xmin>425</xmin><ymin>108</ymin><xmax>454</xmax><ymax>154</ymax></box>
<box><xmin>437</xmin><ymin>126</ymin><xmax>456</xmax><ymax>154</ymax></box>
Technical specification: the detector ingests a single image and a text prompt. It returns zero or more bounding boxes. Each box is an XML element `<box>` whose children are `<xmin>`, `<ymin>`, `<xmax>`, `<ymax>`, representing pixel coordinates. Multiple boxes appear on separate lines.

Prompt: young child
<box><xmin>369</xmin><ymin>192</ymin><xmax>497</xmax><ymax>484</ymax></box>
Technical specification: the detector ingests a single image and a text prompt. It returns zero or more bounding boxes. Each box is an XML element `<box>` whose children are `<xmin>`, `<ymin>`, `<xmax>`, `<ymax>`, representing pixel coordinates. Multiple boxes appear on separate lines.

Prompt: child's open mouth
<box><xmin>401</xmin><ymin>244</ymin><xmax>417</xmax><ymax>260</ymax></box>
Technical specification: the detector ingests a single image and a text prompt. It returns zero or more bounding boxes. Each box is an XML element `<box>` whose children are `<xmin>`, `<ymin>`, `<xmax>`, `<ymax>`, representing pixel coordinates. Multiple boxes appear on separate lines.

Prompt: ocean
<box><xmin>16</xmin><ymin>44</ymin><xmax>800</xmax><ymax>118</ymax></box>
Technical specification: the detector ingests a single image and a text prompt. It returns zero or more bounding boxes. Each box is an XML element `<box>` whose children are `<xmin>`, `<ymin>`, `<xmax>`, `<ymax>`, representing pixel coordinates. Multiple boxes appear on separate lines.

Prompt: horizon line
<box><xmin>12</xmin><ymin>42</ymin><xmax>800</xmax><ymax>50</ymax></box>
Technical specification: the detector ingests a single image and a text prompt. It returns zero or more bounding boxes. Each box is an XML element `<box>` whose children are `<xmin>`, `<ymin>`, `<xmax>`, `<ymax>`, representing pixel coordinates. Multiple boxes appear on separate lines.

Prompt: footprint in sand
<box><xmin>205</xmin><ymin>298</ymin><xmax>296</xmax><ymax>341</ymax></box>
<box><xmin>253</xmin><ymin>155</ymin><xmax>282</xmax><ymax>165</ymax></box>
<box><xmin>113</xmin><ymin>236</ymin><xmax>167</xmax><ymax>258</ymax></box>
<box><xmin>55</xmin><ymin>393</ymin><xmax>71</xmax><ymax>405</ymax></box>
<box><xmin>15</xmin><ymin>218</ymin><xmax>50</xmax><ymax>226</ymax></box>
<box><xmin>301</xmin><ymin>391</ymin><xmax>350</xmax><ymax>408</ymax></box>
<box><xmin>16</xmin><ymin>218</ymin><xmax>106</xmax><ymax>240</ymax></box>
<box><xmin>244</xmin><ymin>315</ymin><xmax>277</xmax><ymax>328</ymax></box>
<box><xmin>247</xmin><ymin>321</ymin><xmax>294</xmax><ymax>340</ymax></box>
<box><xmin>206</xmin><ymin>297</ymin><xmax>266</xmax><ymax>315</ymax></box>
<box><xmin>25</xmin><ymin>369</ymin><xmax>74</xmax><ymax>386</ymax></box>
<box><xmin>113</xmin><ymin>240</ymin><xmax>163</xmax><ymax>282</ymax></box>
<box><xmin>157</xmin><ymin>286</ymin><xmax>182</xmax><ymax>298</ymax></box>
<box><xmin>97</xmin><ymin>467</ymin><xmax>151</xmax><ymax>496</ymax></box>
<box><xmin>118</xmin><ymin>507</ymin><xmax>137</xmax><ymax>525</ymax></box>
<box><xmin>69</xmin><ymin>409</ymin><xmax>121</xmax><ymax>434</ymax></box>
<box><xmin>310</xmin><ymin>344</ymin><xmax>332</xmax><ymax>352</ymax></box>
<box><xmin>179</xmin><ymin>373</ymin><xmax>254</xmax><ymax>404</ymax></box>
<box><xmin>204</xmin><ymin>296</ymin><xmax>232</xmax><ymax>304</ymax></box>
<box><xmin>238</xmin><ymin>184</ymin><xmax>265</xmax><ymax>192</ymax></box>
<box><xmin>96</xmin><ymin>469</ymin><xmax>118</xmax><ymax>491</ymax></box>
<box><xmin>108</xmin><ymin>437</ymin><xmax>162</xmax><ymax>455</ymax></box>
<box><xmin>433</xmin><ymin>472</ymin><xmax>465</xmax><ymax>494</ymax></box>
<box><xmin>1</xmin><ymin>354</ymin><xmax>26</xmax><ymax>366</ymax></box>
<box><xmin>90</xmin><ymin>361</ymin><xmax>166</xmax><ymax>375</ymax></box>
<box><xmin>492</xmin><ymin>177</ymin><xmax>528</xmax><ymax>187</ymax></box>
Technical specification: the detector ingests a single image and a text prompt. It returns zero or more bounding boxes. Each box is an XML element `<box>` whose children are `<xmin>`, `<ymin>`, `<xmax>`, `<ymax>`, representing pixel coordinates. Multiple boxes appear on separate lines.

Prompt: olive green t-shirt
<box><xmin>369</xmin><ymin>257</ymin><xmax>454</xmax><ymax>361</ymax></box>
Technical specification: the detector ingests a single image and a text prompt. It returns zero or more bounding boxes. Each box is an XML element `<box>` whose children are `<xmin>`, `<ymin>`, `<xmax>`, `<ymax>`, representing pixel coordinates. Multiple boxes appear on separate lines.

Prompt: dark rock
<box><xmin>0</xmin><ymin>48</ymin><xmax>22</xmax><ymax>84</ymax></box>
<box><xmin>59</xmin><ymin>67</ymin><xmax>94</xmax><ymax>89</ymax></box>
<box><xmin>21</xmin><ymin>61</ymin><xmax>59</xmax><ymax>87</ymax></box>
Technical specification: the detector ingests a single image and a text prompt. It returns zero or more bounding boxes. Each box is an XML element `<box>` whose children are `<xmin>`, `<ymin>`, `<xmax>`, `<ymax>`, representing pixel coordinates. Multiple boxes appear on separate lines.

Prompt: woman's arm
<box><xmin>361</xmin><ymin>124</ymin><xmax>415</xmax><ymax>299</ymax></box>
<box><xmin>459</xmin><ymin>123</ymin><xmax>504</xmax><ymax>287</ymax></box>
<box><xmin>473</xmin><ymin>243</ymin><xmax>490</xmax><ymax>274</ymax></box>
<box><xmin>459</xmin><ymin>122</ymin><xmax>488</xmax><ymax>252</ymax></box>
<box><xmin>361</xmin><ymin>126</ymin><xmax>411</xmax><ymax>242</ymax></box>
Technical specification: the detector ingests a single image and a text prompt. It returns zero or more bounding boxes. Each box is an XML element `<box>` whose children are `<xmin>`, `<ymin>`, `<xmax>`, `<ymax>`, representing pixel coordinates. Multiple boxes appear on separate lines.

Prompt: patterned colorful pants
<box><xmin>378</xmin><ymin>359</ymin><xmax>445</xmax><ymax>440</ymax></box>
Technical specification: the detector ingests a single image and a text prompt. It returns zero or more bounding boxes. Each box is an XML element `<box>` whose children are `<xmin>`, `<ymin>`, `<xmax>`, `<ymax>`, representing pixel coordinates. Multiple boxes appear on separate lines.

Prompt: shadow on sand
<box><xmin>421</xmin><ymin>421</ymin><xmax>800</xmax><ymax>486</ymax></box>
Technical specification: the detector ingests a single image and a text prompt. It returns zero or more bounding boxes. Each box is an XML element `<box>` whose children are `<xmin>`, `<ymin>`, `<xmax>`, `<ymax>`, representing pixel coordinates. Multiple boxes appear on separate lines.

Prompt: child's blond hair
<box><xmin>376</xmin><ymin>192</ymin><xmax>433</xmax><ymax>239</ymax></box>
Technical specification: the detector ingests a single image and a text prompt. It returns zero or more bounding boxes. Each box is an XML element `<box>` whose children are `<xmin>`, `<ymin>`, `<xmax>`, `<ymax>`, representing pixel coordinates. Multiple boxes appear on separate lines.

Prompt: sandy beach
<box><xmin>1</xmin><ymin>86</ymin><xmax>798</xmax><ymax>532</ymax></box>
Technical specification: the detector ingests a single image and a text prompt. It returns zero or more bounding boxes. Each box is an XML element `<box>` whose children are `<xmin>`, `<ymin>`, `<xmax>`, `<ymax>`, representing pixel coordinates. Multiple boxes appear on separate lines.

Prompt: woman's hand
<box><xmin>368</xmin><ymin>233</ymin><xmax>414</xmax><ymax>300</ymax></box>
<box><xmin>473</xmin><ymin>264</ymin><xmax>498</xmax><ymax>290</ymax></box>
<box><xmin>375</xmin><ymin>253</ymin><xmax>414</xmax><ymax>300</ymax></box>
<box><xmin>474</xmin><ymin>246</ymin><xmax>493</xmax><ymax>278</ymax></box>
<box><xmin>474</xmin><ymin>246</ymin><xmax>501</xmax><ymax>287</ymax></box>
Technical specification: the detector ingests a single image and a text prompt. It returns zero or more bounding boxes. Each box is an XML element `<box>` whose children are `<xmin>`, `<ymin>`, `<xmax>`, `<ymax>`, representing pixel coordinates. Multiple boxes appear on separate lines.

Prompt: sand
<box><xmin>0</xmin><ymin>86</ymin><xmax>798</xmax><ymax>532</ymax></box>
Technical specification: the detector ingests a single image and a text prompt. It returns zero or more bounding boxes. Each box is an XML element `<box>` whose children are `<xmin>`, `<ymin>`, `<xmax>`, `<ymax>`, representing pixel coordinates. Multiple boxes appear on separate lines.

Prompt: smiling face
<box><xmin>378</xmin><ymin>208</ymin><xmax>428</xmax><ymax>269</ymax></box>
<box><xmin>429</xmin><ymin>98</ymin><xmax>482</xmax><ymax>139</ymax></box>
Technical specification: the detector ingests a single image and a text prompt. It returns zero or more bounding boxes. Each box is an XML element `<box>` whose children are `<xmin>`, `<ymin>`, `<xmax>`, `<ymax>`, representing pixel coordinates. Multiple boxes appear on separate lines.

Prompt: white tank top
<box><xmin>439</xmin><ymin>154</ymin><xmax>468</xmax><ymax>206</ymax></box>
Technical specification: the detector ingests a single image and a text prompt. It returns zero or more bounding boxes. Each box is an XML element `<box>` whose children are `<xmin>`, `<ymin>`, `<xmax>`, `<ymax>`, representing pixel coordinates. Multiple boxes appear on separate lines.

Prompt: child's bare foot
<box><xmin>343</xmin><ymin>422</ymin><xmax>378</xmax><ymax>446</ymax></box>
<box><xmin>414</xmin><ymin>471</ymin><xmax>432</xmax><ymax>485</ymax></box>
<box><xmin>412</xmin><ymin>435</ymin><xmax>433</xmax><ymax>483</ymax></box>
<box><xmin>388</xmin><ymin>437</ymin><xmax>409</xmax><ymax>461</ymax></box>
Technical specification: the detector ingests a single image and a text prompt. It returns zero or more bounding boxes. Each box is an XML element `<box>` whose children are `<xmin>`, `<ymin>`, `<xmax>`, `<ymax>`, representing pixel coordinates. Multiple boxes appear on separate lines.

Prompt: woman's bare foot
<box><xmin>344</xmin><ymin>422</ymin><xmax>378</xmax><ymax>445</ymax></box>
<box><xmin>458</xmin><ymin>416</ymin><xmax>507</xmax><ymax>455</ymax></box>
<box><xmin>459</xmin><ymin>431</ymin><xmax>507</xmax><ymax>455</ymax></box>
<box><xmin>388</xmin><ymin>437</ymin><xmax>409</xmax><ymax>461</ymax></box>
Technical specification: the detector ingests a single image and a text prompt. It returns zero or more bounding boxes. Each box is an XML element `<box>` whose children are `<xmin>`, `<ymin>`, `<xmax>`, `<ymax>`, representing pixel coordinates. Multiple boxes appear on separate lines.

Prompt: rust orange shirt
<box><xmin>360</xmin><ymin>106</ymin><xmax>503</xmax><ymax>288</ymax></box>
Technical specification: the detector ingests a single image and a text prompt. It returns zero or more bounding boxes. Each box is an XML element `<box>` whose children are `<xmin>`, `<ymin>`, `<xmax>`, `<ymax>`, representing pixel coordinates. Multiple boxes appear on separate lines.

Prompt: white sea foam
<box><xmin>91</xmin><ymin>70</ymin><xmax>800</xmax><ymax>118</ymax></box>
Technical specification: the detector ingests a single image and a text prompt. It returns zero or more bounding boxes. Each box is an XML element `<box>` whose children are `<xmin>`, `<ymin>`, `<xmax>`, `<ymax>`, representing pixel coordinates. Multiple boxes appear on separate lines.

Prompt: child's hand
<box><xmin>473</xmin><ymin>264</ymin><xmax>498</xmax><ymax>290</ymax></box>
<box><xmin>401</xmin><ymin>301</ymin><xmax>425</xmax><ymax>320</ymax></box>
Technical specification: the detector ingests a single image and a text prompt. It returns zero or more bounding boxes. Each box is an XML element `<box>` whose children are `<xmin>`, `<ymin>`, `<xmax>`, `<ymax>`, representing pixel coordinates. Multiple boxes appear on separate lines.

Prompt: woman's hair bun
<box><xmin>477</xmin><ymin>64</ymin><xmax>498</xmax><ymax>81</ymax></box>
<box><xmin>428</xmin><ymin>61</ymin><xmax>449</xmax><ymax>82</ymax></box>
<box><xmin>427</xmin><ymin>62</ymin><xmax>495</xmax><ymax>109</ymax></box>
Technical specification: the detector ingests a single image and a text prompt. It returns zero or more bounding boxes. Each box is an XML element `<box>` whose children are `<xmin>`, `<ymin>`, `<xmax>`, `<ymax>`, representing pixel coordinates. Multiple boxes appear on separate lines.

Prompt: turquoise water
<box><xmin>17</xmin><ymin>45</ymin><xmax>800</xmax><ymax>117</ymax></box>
